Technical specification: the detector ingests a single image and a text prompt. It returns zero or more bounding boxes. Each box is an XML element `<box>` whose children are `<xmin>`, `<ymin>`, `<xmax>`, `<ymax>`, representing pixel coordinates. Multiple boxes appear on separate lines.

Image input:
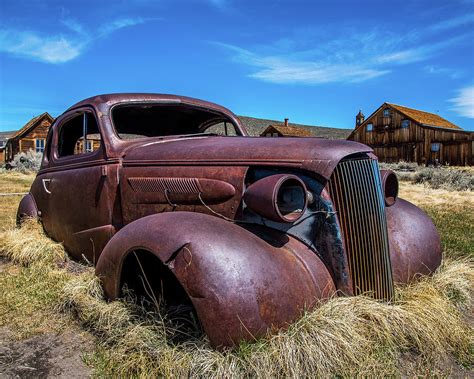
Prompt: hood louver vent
<box><xmin>328</xmin><ymin>159</ymin><xmax>394</xmax><ymax>301</ymax></box>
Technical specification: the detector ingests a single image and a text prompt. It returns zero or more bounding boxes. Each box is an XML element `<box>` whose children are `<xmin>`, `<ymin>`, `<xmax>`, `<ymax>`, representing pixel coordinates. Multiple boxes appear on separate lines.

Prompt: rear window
<box><xmin>112</xmin><ymin>103</ymin><xmax>240</xmax><ymax>140</ymax></box>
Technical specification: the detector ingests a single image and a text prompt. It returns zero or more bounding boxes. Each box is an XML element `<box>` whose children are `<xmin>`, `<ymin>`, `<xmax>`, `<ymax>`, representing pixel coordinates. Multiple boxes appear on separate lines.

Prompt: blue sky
<box><xmin>0</xmin><ymin>0</ymin><xmax>473</xmax><ymax>132</ymax></box>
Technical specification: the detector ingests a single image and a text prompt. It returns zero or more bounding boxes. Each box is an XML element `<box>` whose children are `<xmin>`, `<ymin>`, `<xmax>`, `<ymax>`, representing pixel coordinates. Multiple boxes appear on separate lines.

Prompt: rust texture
<box><xmin>19</xmin><ymin>93</ymin><xmax>442</xmax><ymax>348</ymax></box>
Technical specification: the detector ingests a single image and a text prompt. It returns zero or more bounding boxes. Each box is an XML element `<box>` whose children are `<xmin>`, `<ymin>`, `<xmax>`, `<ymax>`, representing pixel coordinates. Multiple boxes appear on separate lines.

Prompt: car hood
<box><xmin>122</xmin><ymin>136</ymin><xmax>373</xmax><ymax>180</ymax></box>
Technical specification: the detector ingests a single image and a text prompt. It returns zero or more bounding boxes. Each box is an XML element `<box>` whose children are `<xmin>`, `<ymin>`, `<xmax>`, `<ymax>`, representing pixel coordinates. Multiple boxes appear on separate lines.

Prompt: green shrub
<box><xmin>9</xmin><ymin>150</ymin><xmax>43</xmax><ymax>173</ymax></box>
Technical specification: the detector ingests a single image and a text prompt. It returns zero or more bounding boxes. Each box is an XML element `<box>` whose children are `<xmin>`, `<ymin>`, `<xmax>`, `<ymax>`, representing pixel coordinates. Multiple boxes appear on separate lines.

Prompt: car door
<box><xmin>40</xmin><ymin>108</ymin><xmax>119</xmax><ymax>262</ymax></box>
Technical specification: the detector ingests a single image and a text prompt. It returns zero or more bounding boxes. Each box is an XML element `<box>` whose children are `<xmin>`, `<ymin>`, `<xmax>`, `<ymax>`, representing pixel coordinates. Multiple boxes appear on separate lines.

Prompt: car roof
<box><xmin>66</xmin><ymin>93</ymin><xmax>238</xmax><ymax>117</ymax></box>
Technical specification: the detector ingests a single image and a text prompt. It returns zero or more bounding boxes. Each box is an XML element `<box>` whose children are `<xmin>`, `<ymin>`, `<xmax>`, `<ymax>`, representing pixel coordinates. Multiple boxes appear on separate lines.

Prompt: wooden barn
<box><xmin>4</xmin><ymin>113</ymin><xmax>54</xmax><ymax>162</ymax></box>
<box><xmin>348</xmin><ymin>103</ymin><xmax>473</xmax><ymax>166</ymax></box>
<box><xmin>260</xmin><ymin>118</ymin><xmax>313</xmax><ymax>137</ymax></box>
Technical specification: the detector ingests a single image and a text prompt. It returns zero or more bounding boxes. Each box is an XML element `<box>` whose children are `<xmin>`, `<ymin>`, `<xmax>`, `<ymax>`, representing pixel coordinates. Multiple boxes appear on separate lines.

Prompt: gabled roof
<box><xmin>386</xmin><ymin>103</ymin><xmax>461</xmax><ymax>130</ymax></box>
<box><xmin>10</xmin><ymin>112</ymin><xmax>54</xmax><ymax>140</ymax></box>
<box><xmin>240</xmin><ymin>116</ymin><xmax>351</xmax><ymax>138</ymax></box>
<box><xmin>261</xmin><ymin>124</ymin><xmax>313</xmax><ymax>137</ymax></box>
<box><xmin>348</xmin><ymin>102</ymin><xmax>466</xmax><ymax>140</ymax></box>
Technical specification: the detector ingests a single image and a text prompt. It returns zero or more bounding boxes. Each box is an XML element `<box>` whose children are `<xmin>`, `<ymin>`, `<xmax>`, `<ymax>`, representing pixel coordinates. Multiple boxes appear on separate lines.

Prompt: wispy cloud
<box><xmin>449</xmin><ymin>86</ymin><xmax>474</xmax><ymax>118</ymax></box>
<box><xmin>215</xmin><ymin>16</ymin><xmax>472</xmax><ymax>85</ymax></box>
<box><xmin>0</xmin><ymin>30</ymin><xmax>84</xmax><ymax>63</ymax></box>
<box><xmin>0</xmin><ymin>17</ymin><xmax>159</xmax><ymax>64</ymax></box>
<box><xmin>98</xmin><ymin>17</ymin><xmax>151</xmax><ymax>36</ymax></box>
<box><xmin>61</xmin><ymin>18</ymin><xmax>88</xmax><ymax>36</ymax></box>
<box><xmin>424</xmin><ymin>65</ymin><xmax>464</xmax><ymax>79</ymax></box>
<box><xmin>376</xmin><ymin>35</ymin><xmax>470</xmax><ymax>65</ymax></box>
<box><xmin>429</xmin><ymin>13</ymin><xmax>474</xmax><ymax>32</ymax></box>
<box><xmin>215</xmin><ymin>42</ymin><xmax>389</xmax><ymax>84</ymax></box>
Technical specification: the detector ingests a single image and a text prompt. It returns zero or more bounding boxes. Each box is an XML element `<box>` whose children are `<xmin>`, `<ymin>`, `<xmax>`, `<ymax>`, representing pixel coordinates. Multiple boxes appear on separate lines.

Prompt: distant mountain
<box><xmin>238</xmin><ymin>116</ymin><xmax>352</xmax><ymax>139</ymax></box>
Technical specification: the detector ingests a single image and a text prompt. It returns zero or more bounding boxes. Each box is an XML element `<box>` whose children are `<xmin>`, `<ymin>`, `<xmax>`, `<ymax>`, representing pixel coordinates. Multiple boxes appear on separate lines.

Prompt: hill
<box><xmin>238</xmin><ymin>115</ymin><xmax>352</xmax><ymax>139</ymax></box>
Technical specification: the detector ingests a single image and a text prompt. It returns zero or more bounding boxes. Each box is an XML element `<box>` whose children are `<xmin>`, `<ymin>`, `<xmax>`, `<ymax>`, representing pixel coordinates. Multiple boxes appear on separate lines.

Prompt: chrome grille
<box><xmin>328</xmin><ymin>159</ymin><xmax>394</xmax><ymax>300</ymax></box>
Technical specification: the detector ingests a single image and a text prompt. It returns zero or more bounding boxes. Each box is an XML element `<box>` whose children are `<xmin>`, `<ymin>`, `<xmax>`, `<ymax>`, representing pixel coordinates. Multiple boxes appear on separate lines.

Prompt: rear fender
<box><xmin>16</xmin><ymin>193</ymin><xmax>38</xmax><ymax>226</ymax></box>
<box><xmin>96</xmin><ymin>211</ymin><xmax>335</xmax><ymax>348</ymax></box>
<box><xmin>387</xmin><ymin>198</ymin><xmax>442</xmax><ymax>283</ymax></box>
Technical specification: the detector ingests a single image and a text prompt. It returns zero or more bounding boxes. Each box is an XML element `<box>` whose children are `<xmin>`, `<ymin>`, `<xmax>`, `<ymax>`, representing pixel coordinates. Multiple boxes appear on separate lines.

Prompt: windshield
<box><xmin>112</xmin><ymin>103</ymin><xmax>241</xmax><ymax>140</ymax></box>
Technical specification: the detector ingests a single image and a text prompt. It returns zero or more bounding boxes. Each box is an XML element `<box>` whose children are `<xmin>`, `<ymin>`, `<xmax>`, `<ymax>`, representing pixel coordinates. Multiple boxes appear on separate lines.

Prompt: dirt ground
<box><xmin>0</xmin><ymin>327</ymin><xmax>92</xmax><ymax>378</ymax></box>
<box><xmin>0</xmin><ymin>256</ymin><xmax>94</xmax><ymax>378</ymax></box>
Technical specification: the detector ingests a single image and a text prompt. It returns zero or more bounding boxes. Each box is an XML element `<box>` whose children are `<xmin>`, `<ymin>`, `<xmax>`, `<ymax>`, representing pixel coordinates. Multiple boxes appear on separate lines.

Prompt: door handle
<box><xmin>42</xmin><ymin>178</ymin><xmax>52</xmax><ymax>194</ymax></box>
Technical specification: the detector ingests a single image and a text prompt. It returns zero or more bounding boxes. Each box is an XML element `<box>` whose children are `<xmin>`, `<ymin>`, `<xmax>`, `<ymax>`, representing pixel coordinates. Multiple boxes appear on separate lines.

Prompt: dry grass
<box><xmin>399</xmin><ymin>182</ymin><xmax>474</xmax><ymax>207</ymax></box>
<box><xmin>400</xmin><ymin>183</ymin><xmax>474</xmax><ymax>258</ymax></box>
<box><xmin>0</xmin><ymin>219</ymin><xmax>65</xmax><ymax>265</ymax></box>
<box><xmin>1</xmin><ymin>221</ymin><xmax>472</xmax><ymax>377</ymax></box>
<box><xmin>0</xmin><ymin>171</ymin><xmax>472</xmax><ymax>376</ymax></box>
<box><xmin>0</xmin><ymin>171</ymin><xmax>34</xmax><ymax>230</ymax></box>
<box><xmin>0</xmin><ymin>220</ymin><xmax>70</xmax><ymax>338</ymax></box>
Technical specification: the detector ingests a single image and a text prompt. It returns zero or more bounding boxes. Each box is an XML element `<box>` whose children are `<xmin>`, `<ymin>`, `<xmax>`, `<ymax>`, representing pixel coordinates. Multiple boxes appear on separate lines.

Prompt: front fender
<box><xmin>96</xmin><ymin>212</ymin><xmax>335</xmax><ymax>347</ymax></box>
<box><xmin>387</xmin><ymin>198</ymin><xmax>442</xmax><ymax>283</ymax></box>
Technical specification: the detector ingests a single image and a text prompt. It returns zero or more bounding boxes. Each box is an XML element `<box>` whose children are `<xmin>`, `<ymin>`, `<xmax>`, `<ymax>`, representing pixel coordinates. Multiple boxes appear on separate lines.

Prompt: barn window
<box><xmin>431</xmin><ymin>143</ymin><xmax>440</xmax><ymax>152</ymax></box>
<box><xmin>35</xmin><ymin>139</ymin><xmax>45</xmax><ymax>153</ymax></box>
<box><xmin>366</xmin><ymin>123</ymin><xmax>373</xmax><ymax>132</ymax></box>
<box><xmin>401</xmin><ymin>119</ymin><xmax>410</xmax><ymax>128</ymax></box>
<box><xmin>383</xmin><ymin>108</ymin><xmax>391</xmax><ymax>117</ymax></box>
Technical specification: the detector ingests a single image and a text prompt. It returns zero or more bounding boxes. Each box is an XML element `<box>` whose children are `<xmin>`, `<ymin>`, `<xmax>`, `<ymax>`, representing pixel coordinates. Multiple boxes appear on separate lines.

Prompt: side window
<box><xmin>366</xmin><ymin>123</ymin><xmax>373</xmax><ymax>132</ymax></box>
<box><xmin>401</xmin><ymin>119</ymin><xmax>410</xmax><ymax>128</ymax></box>
<box><xmin>58</xmin><ymin>112</ymin><xmax>101</xmax><ymax>157</ymax></box>
<box><xmin>202</xmin><ymin>121</ymin><xmax>238</xmax><ymax>136</ymax></box>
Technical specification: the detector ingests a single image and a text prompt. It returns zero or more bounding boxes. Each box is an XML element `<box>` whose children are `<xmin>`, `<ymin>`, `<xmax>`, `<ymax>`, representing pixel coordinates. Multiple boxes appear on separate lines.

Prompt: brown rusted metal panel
<box><xmin>386</xmin><ymin>198</ymin><xmax>442</xmax><ymax>283</ymax></box>
<box><xmin>19</xmin><ymin>93</ymin><xmax>443</xmax><ymax>348</ymax></box>
<box><xmin>96</xmin><ymin>212</ymin><xmax>336</xmax><ymax>348</ymax></box>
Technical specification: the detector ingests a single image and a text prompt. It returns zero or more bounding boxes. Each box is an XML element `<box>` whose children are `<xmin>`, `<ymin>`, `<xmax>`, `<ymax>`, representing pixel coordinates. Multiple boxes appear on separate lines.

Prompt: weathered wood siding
<box><xmin>4</xmin><ymin>116</ymin><xmax>53</xmax><ymax>162</ymax></box>
<box><xmin>349</xmin><ymin>106</ymin><xmax>473</xmax><ymax>165</ymax></box>
<box><xmin>19</xmin><ymin>118</ymin><xmax>51</xmax><ymax>154</ymax></box>
<box><xmin>74</xmin><ymin>138</ymin><xmax>101</xmax><ymax>154</ymax></box>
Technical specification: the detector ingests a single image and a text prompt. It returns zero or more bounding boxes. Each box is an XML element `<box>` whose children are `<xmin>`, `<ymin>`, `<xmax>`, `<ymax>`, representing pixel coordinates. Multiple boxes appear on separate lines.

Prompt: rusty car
<box><xmin>17</xmin><ymin>93</ymin><xmax>442</xmax><ymax>348</ymax></box>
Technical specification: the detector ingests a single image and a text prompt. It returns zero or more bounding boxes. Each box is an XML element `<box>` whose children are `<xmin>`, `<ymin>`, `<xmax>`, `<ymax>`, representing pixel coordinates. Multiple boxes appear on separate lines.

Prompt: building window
<box><xmin>383</xmin><ymin>108</ymin><xmax>391</xmax><ymax>117</ymax></box>
<box><xmin>366</xmin><ymin>123</ymin><xmax>373</xmax><ymax>132</ymax></box>
<box><xmin>401</xmin><ymin>119</ymin><xmax>410</xmax><ymax>128</ymax></box>
<box><xmin>431</xmin><ymin>143</ymin><xmax>440</xmax><ymax>152</ymax></box>
<box><xmin>85</xmin><ymin>140</ymin><xmax>93</xmax><ymax>152</ymax></box>
<box><xmin>35</xmin><ymin>139</ymin><xmax>45</xmax><ymax>153</ymax></box>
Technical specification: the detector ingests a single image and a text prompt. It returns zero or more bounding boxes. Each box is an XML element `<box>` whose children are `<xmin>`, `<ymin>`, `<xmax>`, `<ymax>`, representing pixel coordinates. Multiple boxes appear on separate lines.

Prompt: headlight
<box><xmin>380</xmin><ymin>169</ymin><xmax>398</xmax><ymax>207</ymax></box>
<box><xmin>244</xmin><ymin>174</ymin><xmax>307</xmax><ymax>223</ymax></box>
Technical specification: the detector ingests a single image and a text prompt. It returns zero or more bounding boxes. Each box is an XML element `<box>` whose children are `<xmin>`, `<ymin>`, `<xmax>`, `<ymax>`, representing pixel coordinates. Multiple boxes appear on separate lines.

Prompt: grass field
<box><xmin>0</xmin><ymin>171</ymin><xmax>472</xmax><ymax>377</ymax></box>
<box><xmin>0</xmin><ymin>171</ymin><xmax>33</xmax><ymax>229</ymax></box>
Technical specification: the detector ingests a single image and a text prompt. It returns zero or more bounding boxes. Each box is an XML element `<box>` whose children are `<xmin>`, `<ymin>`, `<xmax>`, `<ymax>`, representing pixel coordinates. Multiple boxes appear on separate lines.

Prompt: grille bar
<box><xmin>328</xmin><ymin>159</ymin><xmax>394</xmax><ymax>300</ymax></box>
